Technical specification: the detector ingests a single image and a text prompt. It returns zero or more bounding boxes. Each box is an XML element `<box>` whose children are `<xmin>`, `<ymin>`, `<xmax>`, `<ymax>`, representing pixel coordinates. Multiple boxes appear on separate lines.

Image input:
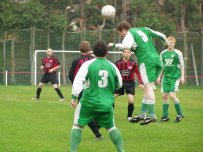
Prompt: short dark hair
<box><xmin>79</xmin><ymin>41</ymin><xmax>91</xmax><ymax>53</ymax></box>
<box><xmin>116</xmin><ymin>21</ymin><xmax>131</xmax><ymax>32</ymax></box>
<box><xmin>93</xmin><ymin>41</ymin><xmax>108</xmax><ymax>57</ymax></box>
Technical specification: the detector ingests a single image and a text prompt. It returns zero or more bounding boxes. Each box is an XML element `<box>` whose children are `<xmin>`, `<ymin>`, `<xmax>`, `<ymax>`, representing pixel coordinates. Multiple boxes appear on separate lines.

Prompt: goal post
<box><xmin>34</xmin><ymin>50</ymin><xmax>81</xmax><ymax>86</ymax></box>
<box><xmin>33</xmin><ymin>50</ymin><xmax>136</xmax><ymax>86</ymax></box>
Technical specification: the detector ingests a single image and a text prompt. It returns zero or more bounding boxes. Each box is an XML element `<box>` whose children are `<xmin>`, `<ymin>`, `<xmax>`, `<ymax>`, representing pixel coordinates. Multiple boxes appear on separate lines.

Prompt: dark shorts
<box><xmin>114</xmin><ymin>81</ymin><xmax>135</xmax><ymax>95</ymax></box>
<box><xmin>40</xmin><ymin>73</ymin><xmax>59</xmax><ymax>84</ymax></box>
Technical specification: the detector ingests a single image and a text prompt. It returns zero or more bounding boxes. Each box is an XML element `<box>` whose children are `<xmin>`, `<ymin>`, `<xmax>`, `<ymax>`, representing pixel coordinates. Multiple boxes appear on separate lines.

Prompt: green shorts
<box><xmin>74</xmin><ymin>103</ymin><xmax>115</xmax><ymax>129</ymax></box>
<box><xmin>161</xmin><ymin>76</ymin><xmax>180</xmax><ymax>93</ymax></box>
<box><xmin>139</xmin><ymin>59</ymin><xmax>162</xmax><ymax>84</ymax></box>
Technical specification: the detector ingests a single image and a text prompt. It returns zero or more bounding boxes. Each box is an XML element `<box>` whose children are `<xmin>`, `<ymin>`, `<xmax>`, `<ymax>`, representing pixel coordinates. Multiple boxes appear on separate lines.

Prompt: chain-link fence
<box><xmin>0</xmin><ymin>28</ymin><xmax>202</xmax><ymax>86</ymax></box>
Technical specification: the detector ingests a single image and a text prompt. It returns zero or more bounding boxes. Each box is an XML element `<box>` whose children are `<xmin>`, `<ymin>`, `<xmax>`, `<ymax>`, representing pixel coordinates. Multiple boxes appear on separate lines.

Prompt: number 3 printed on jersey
<box><xmin>98</xmin><ymin>70</ymin><xmax>108</xmax><ymax>88</ymax></box>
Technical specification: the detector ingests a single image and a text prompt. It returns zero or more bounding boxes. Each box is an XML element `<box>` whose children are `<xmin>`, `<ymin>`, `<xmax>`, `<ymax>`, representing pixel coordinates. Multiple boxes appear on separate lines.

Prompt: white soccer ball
<box><xmin>101</xmin><ymin>5</ymin><xmax>116</xmax><ymax>19</ymax></box>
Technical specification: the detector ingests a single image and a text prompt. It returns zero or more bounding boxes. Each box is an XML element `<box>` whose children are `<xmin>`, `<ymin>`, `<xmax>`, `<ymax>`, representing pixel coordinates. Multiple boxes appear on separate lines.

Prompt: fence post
<box><xmin>11</xmin><ymin>38</ymin><xmax>16</xmax><ymax>84</ymax></box>
<box><xmin>3</xmin><ymin>32</ymin><xmax>7</xmax><ymax>86</ymax></box>
<box><xmin>61</xmin><ymin>32</ymin><xmax>67</xmax><ymax>85</ymax></box>
<box><xmin>31</xmin><ymin>26</ymin><xmax>36</xmax><ymax>85</ymax></box>
<box><xmin>183</xmin><ymin>31</ymin><xmax>188</xmax><ymax>84</ymax></box>
<box><xmin>201</xmin><ymin>28</ymin><xmax>203</xmax><ymax>85</ymax></box>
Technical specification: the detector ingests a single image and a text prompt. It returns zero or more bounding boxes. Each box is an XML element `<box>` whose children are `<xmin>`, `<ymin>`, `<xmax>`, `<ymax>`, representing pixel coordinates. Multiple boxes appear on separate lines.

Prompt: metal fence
<box><xmin>0</xmin><ymin>28</ymin><xmax>202</xmax><ymax>86</ymax></box>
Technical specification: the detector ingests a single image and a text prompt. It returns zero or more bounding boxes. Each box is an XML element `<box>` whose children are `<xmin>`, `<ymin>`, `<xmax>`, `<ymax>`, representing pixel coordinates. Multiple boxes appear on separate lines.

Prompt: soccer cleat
<box><xmin>140</xmin><ymin>116</ymin><xmax>157</xmax><ymax>125</ymax></box>
<box><xmin>129</xmin><ymin>114</ymin><xmax>146</xmax><ymax>123</ymax></box>
<box><xmin>128</xmin><ymin>117</ymin><xmax>132</xmax><ymax>120</ymax></box>
<box><xmin>95</xmin><ymin>136</ymin><xmax>103</xmax><ymax>141</ymax></box>
<box><xmin>128</xmin><ymin>117</ymin><xmax>139</xmax><ymax>123</ymax></box>
<box><xmin>160</xmin><ymin>116</ymin><xmax>169</xmax><ymax>122</ymax></box>
<box><xmin>174</xmin><ymin>115</ymin><xmax>184</xmax><ymax>122</ymax></box>
<box><xmin>58</xmin><ymin>98</ymin><xmax>65</xmax><ymax>102</ymax></box>
<box><xmin>32</xmin><ymin>97</ymin><xmax>39</xmax><ymax>100</ymax></box>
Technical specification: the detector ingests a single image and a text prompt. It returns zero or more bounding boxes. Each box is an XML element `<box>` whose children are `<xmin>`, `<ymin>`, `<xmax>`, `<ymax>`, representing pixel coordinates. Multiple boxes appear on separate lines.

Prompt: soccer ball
<box><xmin>101</xmin><ymin>5</ymin><xmax>116</xmax><ymax>19</ymax></box>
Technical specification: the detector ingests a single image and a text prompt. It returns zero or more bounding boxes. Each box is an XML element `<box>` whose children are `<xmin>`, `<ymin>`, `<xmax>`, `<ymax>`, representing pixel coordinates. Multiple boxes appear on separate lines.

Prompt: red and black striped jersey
<box><xmin>115</xmin><ymin>58</ymin><xmax>142</xmax><ymax>83</ymax></box>
<box><xmin>69</xmin><ymin>54</ymin><xmax>94</xmax><ymax>83</ymax></box>
<box><xmin>41</xmin><ymin>56</ymin><xmax>60</xmax><ymax>73</ymax></box>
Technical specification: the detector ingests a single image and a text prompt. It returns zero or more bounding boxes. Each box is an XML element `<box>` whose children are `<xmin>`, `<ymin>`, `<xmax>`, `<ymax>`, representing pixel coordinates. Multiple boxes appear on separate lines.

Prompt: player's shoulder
<box><xmin>115</xmin><ymin>58</ymin><xmax>123</xmax><ymax>64</ymax></box>
<box><xmin>50</xmin><ymin>56</ymin><xmax>59</xmax><ymax>60</ymax></box>
<box><xmin>174</xmin><ymin>49</ymin><xmax>182</xmax><ymax>54</ymax></box>
<box><xmin>161</xmin><ymin>49</ymin><xmax>168</xmax><ymax>55</ymax></box>
<box><xmin>129</xmin><ymin>58</ymin><xmax>136</xmax><ymax>62</ymax></box>
<box><xmin>82</xmin><ymin>54</ymin><xmax>94</xmax><ymax>58</ymax></box>
<box><xmin>82</xmin><ymin>58</ymin><xmax>96</xmax><ymax>67</ymax></box>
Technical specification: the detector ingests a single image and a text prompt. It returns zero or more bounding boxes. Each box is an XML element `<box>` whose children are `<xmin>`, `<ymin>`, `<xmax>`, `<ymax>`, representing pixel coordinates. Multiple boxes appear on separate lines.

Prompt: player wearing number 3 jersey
<box><xmin>69</xmin><ymin>41</ymin><xmax>124</xmax><ymax>152</ymax></box>
<box><xmin>108</xmin><ymin>21</ymin><xmax>168</xmax><ymax>125</ymax></box>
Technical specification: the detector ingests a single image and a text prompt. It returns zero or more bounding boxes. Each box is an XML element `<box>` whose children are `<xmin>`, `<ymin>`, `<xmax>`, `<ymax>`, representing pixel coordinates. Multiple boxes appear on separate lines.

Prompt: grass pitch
<box><xmin>0</xmin><ymin>85</ymin><xmax>202</xmax><ymax>152</ymax></box>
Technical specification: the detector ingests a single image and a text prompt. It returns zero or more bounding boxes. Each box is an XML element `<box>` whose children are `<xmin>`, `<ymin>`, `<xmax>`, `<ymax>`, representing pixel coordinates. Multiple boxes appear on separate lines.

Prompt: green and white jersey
<box><xmin>72</xmin><ymin>58</ymin><xmax>122</xmax><ymax>111</ymax></box>
<box><xmin>160</xmin><ymin>49</ymin><xmax>184</xmax><ymax>79</ymax></box>
<box><xmin>115</xmin><ymin>27</ymin><xmax>167</xmax><ymax>64</ymax></box>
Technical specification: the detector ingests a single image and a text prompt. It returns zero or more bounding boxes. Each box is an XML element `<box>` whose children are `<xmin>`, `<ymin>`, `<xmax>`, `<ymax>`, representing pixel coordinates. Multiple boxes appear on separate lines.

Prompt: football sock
<box><xmin>163</xmin><ymin>102</ymin><xmax>169</xmax><ymax>117</ymax></box>
<box><xmin>141</xmin><ymin>102</ymin><xmax>147</xmax><ymax>114</ymax></box>
<box><xmin>70</xmin><ymin>127</ymin><xmax>82</xmax><ymax>152</ymax></box>
<box><xmin>148</xmin><ymin>104</ymin><xmax>155</xmax><ymax>117</ymax></box>
<box><xmin>55</xmin><ymin>88</ymin><xmax>64</xmax><ymax>99</ymax></box>
<box><xmin>87</xmin><ymin>120</ymin><xmax>101</xmax><ymax>138</ymax></box>
<box><xmin>36</xmin><ymin>88</ymin><xmax>41</xmax><ymax>98</ymax></box>
<box><xmin>174</xmin><ymin>102</ymin><xmax>183</xmax><ymax>115</ymax></box>
<box><xmin>109</xmin><ymin>128</ymin><xmax>124</xmax><ymax>152</ymax></box>
<box><xmin>127</xmin><ymin>103</ymin><xmax>134</xmax><ymax>118</ymax></box>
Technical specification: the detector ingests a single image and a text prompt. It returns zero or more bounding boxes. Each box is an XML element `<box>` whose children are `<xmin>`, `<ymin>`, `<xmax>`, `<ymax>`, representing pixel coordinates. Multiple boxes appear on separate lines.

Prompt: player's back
<box><xmin>81</xmin><ymin>58</ymin><xmax>120</xmax><ymax>111</ymax></box>
<box><xmin>69</xmin><ymin>54</ymin><xmax>94</xmax><ymax>83</ymax></box>
<box><xmin>129</xmin><ymin>27</ymin><xmax>160</xmax><ymax>63</ymax></box>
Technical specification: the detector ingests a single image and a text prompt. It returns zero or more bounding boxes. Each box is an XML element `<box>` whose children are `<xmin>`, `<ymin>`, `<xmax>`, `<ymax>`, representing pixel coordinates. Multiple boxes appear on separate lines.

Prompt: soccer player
<box><xmin>70</xmin><ymin>41</ymin><xmax>124</xmax><ymax>152</ymax></box>
<box><xmin>108</xmin><ymin>21</ymin><xmax>168</xmax><ymax>125</ymax></box>
<box><xmin>157</xmin><ymin>36</ymin><xmax>184</xmax><ymax>122</ymax></box>
<box><xmin>114</xmin><ymin>49</ymin><xmax>143</xmax><ymax>123</ymax></box>
<box><xmin>68</xmin><ymin>41</ymin><xmax>102</xmax><ymax>140</ymax></box>
<box><xmin>32</xmin><ymin>48</ymin><xmax>65</xmax><ymax>101</ymax></box>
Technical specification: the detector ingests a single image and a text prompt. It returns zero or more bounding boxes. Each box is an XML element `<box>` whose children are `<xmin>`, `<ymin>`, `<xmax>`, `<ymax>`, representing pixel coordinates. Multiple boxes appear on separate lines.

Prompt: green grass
<box><xmin>0</xmin><ymin>85</ymin><xmax>203</xmax><ymax>152</ymax></box>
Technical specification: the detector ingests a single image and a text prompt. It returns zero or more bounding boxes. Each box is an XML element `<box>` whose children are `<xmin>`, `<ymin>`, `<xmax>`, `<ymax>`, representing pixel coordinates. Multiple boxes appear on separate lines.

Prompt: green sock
<box><xmin>141</xmin><ymin>102</ymin><xmax>147</xmax><ymax>114</ymax></box>
<box><xmin>70</xmin><ymin>128</ymin><xmax>82</xmax><ymax>152</ymax></box>
<box><xmin>174</xmin><ymin>102</ymin><xmax>183</xmax><ymax>116</ymax></box>
<box><xmin>109</xmin><ymin>128</ymin><xmax>124</xmax><ymax>152</ymax></box>
<box><xmin>147</xmin><ymin>104</ymin><xmax>155</xmax><ymax>117</ymax></box>
<box><xmin>163</xmin><ymin>103</ymin><xmax>169</xmax><ymax>117</ymax></box>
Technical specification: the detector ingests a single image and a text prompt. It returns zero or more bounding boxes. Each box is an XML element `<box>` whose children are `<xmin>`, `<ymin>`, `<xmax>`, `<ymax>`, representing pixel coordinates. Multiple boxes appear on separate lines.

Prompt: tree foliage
<box><xmin>0</xmin><ymin>0</ymin><xmax>202</xmax><ymax>33</ymax></box>
<box><xmin>162</xmin><ymin>0</ymin><xmax>202</xmax><ymax>32</ymax></box>
<box><xmin>0</xmin><ymin>0</ymin><xmax>16</xmax><ymax>31</ymax></box>
<box><xmin>130</xmin><ymin>0</ymin><xmax>176</xmax><ymax>35</ymax></box>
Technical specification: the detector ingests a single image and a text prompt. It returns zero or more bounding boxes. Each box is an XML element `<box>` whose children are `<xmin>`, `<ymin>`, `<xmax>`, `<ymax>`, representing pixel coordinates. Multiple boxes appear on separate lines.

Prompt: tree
<box><xmin>130</xmin><ymin>0</ymin><xmax>176</xmax><ymax>35</ymax></box>
<box><xmin>162</xmin><ymin>0</ymin><xmax>202</xmax><ymax>32</ymax></box>
<box><xmin>12</xmin><ymin>1</ymin><xmax>46</xmax><ymax>29</ymax></box>
<box><xmin>0</xmin><ymin>1</ymin><xmax>16</xmax><ymax>31</ymax></box>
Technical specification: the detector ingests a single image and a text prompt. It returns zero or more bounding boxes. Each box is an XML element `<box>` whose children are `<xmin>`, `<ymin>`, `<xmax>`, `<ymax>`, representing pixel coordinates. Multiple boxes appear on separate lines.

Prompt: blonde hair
<box><xmin>167</xmin><ymin>36</ymin><xmax>176</xmax><ymax>44</ymax></box>
<box><xmin>47</xmin><ymin>48</ymin><xmax>53</xmax><ymax>52</ymax></box>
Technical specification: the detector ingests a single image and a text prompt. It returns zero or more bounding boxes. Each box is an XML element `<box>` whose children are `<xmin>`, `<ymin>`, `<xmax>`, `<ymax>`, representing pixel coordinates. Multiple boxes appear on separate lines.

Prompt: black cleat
<box><xmin>95</xmin><ymin>135</ymin><xmax>103</xmax><ymax>141</ymax></box>
<box><xmin>129</xmin><ymin>117</ymin><xmax>140</xmax><ymax>123</ymax></box>
<box><xmin>174</xmin><ymin>115</ymin><xmax>184</xmax><ymax>122</ymax></box>
<box><xmin>140</xmin><ymin>116</ymin><xmax>157</xmax><ymax>125</ymax></box>
<box><xmin>129</xmin><ymin>114</ymin><xmax>146</xmax><ymax>123</ymax></box>
<box><xmin>160</xmin><ymin>116</ymin><xmax>169</xmax><ymax>122</ymax></box>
